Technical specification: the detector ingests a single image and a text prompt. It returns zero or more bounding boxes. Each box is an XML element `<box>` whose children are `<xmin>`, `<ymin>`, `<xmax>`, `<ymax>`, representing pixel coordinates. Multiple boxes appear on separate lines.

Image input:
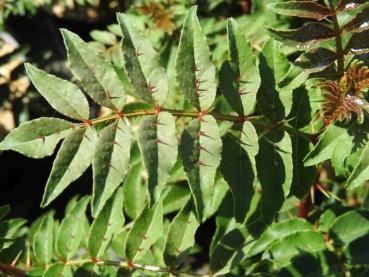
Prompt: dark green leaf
<box><xmin>267</xmin><ymin>23</ymin><xmax>336</xmax><ymax>49</ymax></box>
<box><xmin>338</xmin><ymin>0</ymin><xmax>368</xmax><ymax>11</ymax></box>
<box><xmin>269</xmin><ymin>1</ymin><xmax>331</xmax><ymax>20</ymax></box>
<box><xmin>0</xmin><ymin>205</ymin><xmax>10</xmax><ymax>220</ymax></box>
<box><xmin>123</xmin><ymin>163</ymin><xmax>147</xmax><ymax>220</ymax></box>
<box><xmin>220</xmin><ymin>18</ymin><xmax>260</xmax><ymax>115</ymax></box>
<box><xmin>329</xmin><ymin>210</ymin><xmax>369</xmax><ymax>246</ymax></box>
<box><xmin>347</xmin><ymin>142</ymin><xmax>369</xmax><ymax>189</ymax></box>
<box><xmin>304</xmin><ymin>124</ymin><xmax>348</xmax><ymax>166</ymax></box>
<box><xmin>295</xmin><ymin>48</ymin><xmax>337</xmax><ymax>73</ymax></box>
<box><xmin>221</xmin><ymin>133</ymin><xmax>255</xmax><ymax>223</ymax></box>
<box><xmin>33</xmin><ymin>213</ymin><xmax>54</xmax><ymax>264</ymax></box>
<box><xmin>164</xmin><ymin>200</ymin><xmax>199</xmax><ymax>267</ymax></box>
<box><xmin>256</xmin><ymin>131</ymin><xmax>293</xmax><ymax>223</ymax></box>
<box><xmin>248</xmin><ymin>218</ymin><xmax>312</xmax><ymax>257</ymax></box>
<box><xmin>138</xmin><ymin>112</ymin><xmax>178</xmax><ymax>201</ymax></box>
<box><xmin>179</xmin><ymin>115</ymin><xmax>222</xmax><ymax>221</ymax></box>
<box><xmin>343</xmin><ymin>7</ymin><xmax>369</xmax><ymax>33</ymax></box>
<box><xmin>0</xmin><ymin>117</ymin><xmax>73</xmax><ymax>158</ymax></box>
<box><xmin>25</xmin><ymin>63</ymin><xmax>90</xmax><ymax>120</ymax></box>
<box><xmin>88</xmin><ymin>187</ymin><xmax>124</xmax><ymax>259</ymax></box>
<box><xmin>42</xmin><ymin>126</ymin><xmax>97</xmax><ymax>207</ymax></box>
<box><xmin>92</xmin><ymin>119</ymin><xmax>132</xmax><ymax>216</ymax></box>
<box><xmin>61</xmin><ymin>29</ymin><xmax>125</xmax><ymax>110</ymax></box>
<box><xmin>262</xmin><ymin>230</ymin><xmax>326</xmax><ymax>265</ymax></box>
<box><xmin>125</xmin><ymin>202</ymin><xmax>163</xmax><ymax>262</ymax></box>
<box><xmin>175</xmin><ymin>6</ymin><xmax>217</xmax><ymax>111</ymax></box>
<box><xmin>56</xmin><ymin>196</ymin><xmax>90</xmax><ymax>259</ymax></box>
<box><xmin>43</xmin><ymin>263</ymin><xmax>72</xmax><ymax>277</ymax></box>
<box><xmin>346</xmin><ymin>29</ymin><xmax>369</xmax><ymax>54</ymax></box>
<box><xmin>117</xmin><ymin>13</ymin><xmax>168</xmax><ymax>105</ymax></box>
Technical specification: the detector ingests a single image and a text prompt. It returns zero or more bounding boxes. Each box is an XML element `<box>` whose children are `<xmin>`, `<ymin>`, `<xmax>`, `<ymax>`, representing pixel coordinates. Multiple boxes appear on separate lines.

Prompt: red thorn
<box><xmin>155</xmin><ymin>105</ymin><xmax>161</xmax><ymax>115</ymax></box>
<box><xmin>39</xmin><ymin>135</ymin><xmax>45</xmax><ymax>144</ymax></box>
<box><xmin>195</xmin><ymin>65</ymin><xmax>200</xmax><ymax>72</ymax></box>
<box><xmin>198</xmin><ymin>131</ymin><xmax>214</xmax><ymax>140</ymax></box>
<box><xmin>198</xmin><ymin>145</ymin><xmax>213</xmax><ymax>156</ymax></box>
<box><xmin>91</xmin><ymin>257</ymin><xmax>99</xmax><ymax>265</ymax></box>
<box><xmin>115</xmin><ymin>112</ymin><xmax>124</xmax><ymax>119</ymax></box>
<box><xmin>238</xmin><ymin>115</ymin><xmax>247</xmax><ymax>122</ymax></box>
<box><xmin>198</xmin><ymin>111</ymin><xmax>208</xmax><ymax>120</ymax></box>
<box><xmin>197</xmin><ymin>160</ymin><xmax>210</xmax><ymax>167</ymax></box>
<box><xmin>136</xmin><ymin>50</ymin><xmax>143</xmax><ymax>57</ymax></box>
<box><xmin>83</xmin><ymin>120</ymin><xmax>92</xmax><ymax>126</ymax></box>
<box><xmin>127</xmin><ymin>261</ymin><xmax>134</xmax><ymax>270</ymax></box>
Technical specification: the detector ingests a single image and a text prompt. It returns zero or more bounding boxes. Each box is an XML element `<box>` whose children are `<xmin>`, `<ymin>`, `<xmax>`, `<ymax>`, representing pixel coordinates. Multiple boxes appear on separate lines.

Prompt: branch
<box><xmin>328</xmin><ymin>0</ymin><xmax>344</xmax><ymax>76</ymax></box>
<box><xmin>78</xmin><ymin>107</ymin><xmax>314</xmax><ymax>141</ymax></box>
<box><xmin>0</xmin><ymin>263</ymin><xmax>26</xmax><ymax>277</ymax></box>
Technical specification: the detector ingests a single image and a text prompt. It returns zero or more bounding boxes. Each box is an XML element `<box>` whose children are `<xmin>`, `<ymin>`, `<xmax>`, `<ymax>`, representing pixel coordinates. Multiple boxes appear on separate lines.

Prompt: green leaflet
<box><xmin>210</xmin><ymin>226</ymin><xmax>248</xmax><ymax>275</ymax></box>
<box><xmin>248</xmin><ymin>218</ymin><xmax>313</xmax><ymax>257</ymax></box>
<box><xmin>56</xmin><ymin>196</ymin><xmax>90</xmax><ymax>260</ymax></box>
<box><xmin>164</xmin><ymin>200</ymin><xmax>199</xmax><ymax>267</ymax></box>
<box><xmin>288</xmin><ymin>88</ymin><xmax>316</xmax><ymax>197</ymax></box>
<box><xmin>123</xmin><ymin>163</ymin><xmax>147</xmax><ymax>220</ymax></box>
<box><xmin>42</xmin><ymin>126</ymin><xmax>97</xmax><ymax>207</ymax></box>
<box><xmin>347</xmin><ymin>142</ymin><xmax>369</xmax><ymax>189</ymax></box>
<box><xmin>0</xmin><ymin>117</ymin><xmax>73</xmax><ymax>159</ymax></box>
<box><xmin>256</xmin><ymin>131</ymin><xmax>293</xmax><ymax>223</ymax></box>
<box><xmin>125</xmin><ymin>202</ymin><xmax>163</xmax><ymax>262</ymax></box>
<box><xmin>262</xmin><ymin>230</ymin><xmax>326</xmax><ymax>266</ymax></box>
<box><xmin>220</xmin><ymin>18</ymin><xmax>260</xmax><ymax>115</ymax></box>
<box><xmin>61</xmin><ymin>29</ymin><xmax>125</xmax><ymax>110</ymax></box>
<box><xmin>269</xmin><ymin>1</ymin><xmax>331</xmax><ymax>21</ymax></box>
<box><xmin>295</xmin><ymin>48</ymin><xmax>337</xmax><ymax>73</ymax></box>
<box><xmin>43</xmin><ymin>263</ymin><xmax>72</xmax><ymax>277</ymax></box>
<box><xmin>0</xmin><ymin>205</ymin><xmax>10</xmax><ymax>220</ymax></box>
<box><xmin>138</xmin><ymin>112</ymin><xmax>178</xmax><ymax>202</ymax></box>
<box><xmin>346</xmin><ymin>29</ymin><xmax>369</xmax><ymax>55</ymax></box>
<box><xmin>220</xmin><ymin>133</ymin><xmax>255</xmax><ymax>223</ymax></box>
<box><xmin>304</xmin><ymin>124</ymin><xmax>348</xmax><ymax>166</ymax></box>
<box><xmin>329</xmin><ymin>210</ymin><xmax>369</xmax><ymax>246</ymax></box>
<box><xmin>117</xmin><ymin>13</ymin><xmax>168</xmax><ymax>106</ymax></box>
<box><xmin>267</xmin><ymin>23</ymin><xmax>336</xmax><ymax>49</ymax></box>
<box><xmin>33</xmin><ymin>213</ymin><xmax>53</xmax><ymax>264</ymax></box>
<box><xmin>25</xmin><ymin>63</ymin><xmax>90</xmax><ymax>120</ymax></box>
<box><xmin>90</xmin><ymin>30</ymin><xmax>117</xmax><ymax>45</ymax></box>
<box><xmin>257</xmin><ymin>40</ymin><xmax>289</xmax><ymax>123</ymax></box>
<box><xmin>179</xmin><ymin>115</ymin><xmax>222</xmax><ymax>221</ymax></box>
<box><xmin>344</xmin><ymin>7</ymin><xmax>369</xmax><ymax>33</ymax></box>
<box><xmin>92</xmin><ymin>119</ymin><xmax>133</xmax><ymax>216</ymax></box>
<box><xmin>175</xmin><ymin>6</ymin><xmax>217</xmax><ymax>111</ymax></box>
<box><xmin>88</xmin><ymin>187</ymin><xmax>124</xmax><ymax>259</ymax></box>
<box><xmin>278</xmin><ymin>250</ymin><xmax>341</xmax><ymax>276</ymax></box>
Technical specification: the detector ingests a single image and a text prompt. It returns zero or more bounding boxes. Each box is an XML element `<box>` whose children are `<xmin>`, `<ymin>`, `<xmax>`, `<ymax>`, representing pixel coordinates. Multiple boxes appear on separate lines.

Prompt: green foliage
<box><xmin>2</xmin><ymin>1</ymin><xmax>369</xmax><ymax>276</ymax></box>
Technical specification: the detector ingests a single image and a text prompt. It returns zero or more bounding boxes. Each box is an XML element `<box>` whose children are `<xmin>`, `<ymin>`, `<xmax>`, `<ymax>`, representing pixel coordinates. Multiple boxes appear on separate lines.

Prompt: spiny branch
<box><xmin>77</xmin><ymin>108</ymin><xmax>314</xmax><ymax>141</ymax></box>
